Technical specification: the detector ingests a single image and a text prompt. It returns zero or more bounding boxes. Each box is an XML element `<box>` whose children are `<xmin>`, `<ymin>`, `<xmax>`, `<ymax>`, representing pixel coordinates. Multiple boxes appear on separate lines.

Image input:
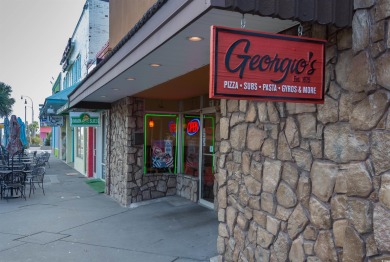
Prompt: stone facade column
<box><xmin>107</xmin><ymin>97</ymin><xmax>144</xmax><ymax>206</ymax></box>
<box><xmin>216</xmin><ymin>2</ymin><xmax>390</xmax><ymax>261</ymax></box>
<box><xmin>107</xmin><ymin>97</ymin><xmax>180</xmax><ymax>205</ymax></box>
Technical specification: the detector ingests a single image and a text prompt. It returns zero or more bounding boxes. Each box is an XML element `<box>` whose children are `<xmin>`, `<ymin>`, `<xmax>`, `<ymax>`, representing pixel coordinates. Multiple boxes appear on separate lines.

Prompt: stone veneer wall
<box><xmin>106</xmin><ymin>98</ymin><xmax>126</xmax><ymax>204</ymax></box>
<box><xmin>216</xmin><ymin>2</ymin><xmax>390</xmax><ymax>261</ymax></box>
<box><xmin>176</xmin><ymin>174</ymin><xmax>199</xmax><ymax>202</ymax></box>
<box><xmin>107</xmin><ymin>97</ymin><xmax>178</xmax><ymax>206</ymax></box>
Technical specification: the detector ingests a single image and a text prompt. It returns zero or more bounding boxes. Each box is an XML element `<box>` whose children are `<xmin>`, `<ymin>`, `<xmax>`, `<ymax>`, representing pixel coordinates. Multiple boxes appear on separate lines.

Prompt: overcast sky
<box><xmin>0</xmin><ymin>0</ymin><xmax>85</xmax><ymax>124</ymax></box>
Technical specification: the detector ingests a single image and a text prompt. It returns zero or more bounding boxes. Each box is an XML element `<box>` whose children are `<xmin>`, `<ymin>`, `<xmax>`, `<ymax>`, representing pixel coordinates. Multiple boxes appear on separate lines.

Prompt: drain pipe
<box><xmin>107</xmin><ymin>110</ymin><xmax>111</xmax><ymax>195</ymax></box>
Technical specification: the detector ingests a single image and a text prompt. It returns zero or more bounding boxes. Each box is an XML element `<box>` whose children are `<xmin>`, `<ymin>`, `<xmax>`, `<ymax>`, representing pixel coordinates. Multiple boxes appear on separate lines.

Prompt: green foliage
<box><xmin>31</xmin><ymin>135</ymin><xmax>42</xmax><ymax>146</ymax></box>
<box><xmin>0</xmin><ymin>82</ymin><xmax>15</xmax><ymax>117</ymax></box>
<box><xmin>28</xmin><ymin>121</ymin><xmax>39</xmax><ymax>135</ymax></box>
<box><xmin>45</xmin><ymin>132</ymin><xmax>52</xmax><ymax>146</ymax></box>
<box><xmin>25</xmin><ymin>121</ymin><xmax>40</xmax><ymax>146</ymax></box>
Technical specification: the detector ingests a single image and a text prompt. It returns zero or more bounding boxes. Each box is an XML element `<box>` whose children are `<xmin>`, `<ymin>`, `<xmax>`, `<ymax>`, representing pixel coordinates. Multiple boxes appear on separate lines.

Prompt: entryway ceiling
<box><xmin>71</xmin><ymin>7</ymin><xmax>298</xmax><ymax>106</ymax></box>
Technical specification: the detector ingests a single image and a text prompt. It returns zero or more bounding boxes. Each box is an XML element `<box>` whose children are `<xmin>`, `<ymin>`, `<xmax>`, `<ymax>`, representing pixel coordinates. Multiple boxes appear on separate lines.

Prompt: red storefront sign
<box><xmin>210</xmin><ymin>26</ymin><xmax>326</xmax><ymax>104</ymax></box>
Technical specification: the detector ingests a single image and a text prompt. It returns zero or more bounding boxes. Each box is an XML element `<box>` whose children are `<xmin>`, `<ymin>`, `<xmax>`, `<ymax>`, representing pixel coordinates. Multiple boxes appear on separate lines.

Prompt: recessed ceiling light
<box><xmin>127</xmin><ymin>77</ymin><xmax>135</xmax><ymax>81</ymax></box>
<box><xmin>112</xmin><ymin>88</ymin><xmax>119</xmax><ymax>91</ymax></box>
<box><xmin>187</xmin><ymin>36</ymin><xmax>204</xmax><ymax>42</ymax></box>
<box><xmin>101</xmin><ymin>95</ymin><xmax>106</xmax><ymax>98</ymax></box>
<box><xmin>150</xmin><ymin>63</ymin><xmax>161</xmax><ymax>67</ymax></box>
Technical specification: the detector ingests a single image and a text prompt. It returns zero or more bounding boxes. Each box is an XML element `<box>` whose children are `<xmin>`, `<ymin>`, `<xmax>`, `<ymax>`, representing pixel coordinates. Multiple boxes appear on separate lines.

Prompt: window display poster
<box><xmin>185</xmin><ymin>139</ymin><xmax>198</xmax><ymax>169</ymax></box>
<box><xmin>152</xmin><ymin>140</ymin><xmax>173</xmax><ymax>168</ymax></box>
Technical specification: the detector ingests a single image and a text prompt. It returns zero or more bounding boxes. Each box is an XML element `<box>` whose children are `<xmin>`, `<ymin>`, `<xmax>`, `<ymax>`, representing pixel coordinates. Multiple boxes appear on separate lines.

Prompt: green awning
<box><xmin>45</xmin><ymin>82</ymin><xmax>79</xmax><ymax>104</ymax></box>
<box><xmin>40</xmin><ymin>82</ymin><xmax>79</xmax><ymax>117</ymax></box>
<box><xmin>56</xmin><ymin>102</ymin><xmax>70</xmax><ymax>115</ymax></box>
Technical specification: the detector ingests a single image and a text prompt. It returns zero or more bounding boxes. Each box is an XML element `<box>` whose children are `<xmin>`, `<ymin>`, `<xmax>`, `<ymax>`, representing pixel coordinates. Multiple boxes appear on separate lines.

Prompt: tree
<box><xmin>0</xmin><ymin>82</ymin><xmax>15</xmax><ymax>117</ymax></box>
<box><xmin>45</xmin><ymin>132</ymin><xmax>52</xmax><ymax>146</ymax></box>
<box><xmin>31</xmin><ymin>135</ymin><xmax>42</xmax><ymax>146</ymax></box>
<box><xmin>27</xmin><ymin>121</ymin><xmax>39</xmax><ymax>141</ymax></box>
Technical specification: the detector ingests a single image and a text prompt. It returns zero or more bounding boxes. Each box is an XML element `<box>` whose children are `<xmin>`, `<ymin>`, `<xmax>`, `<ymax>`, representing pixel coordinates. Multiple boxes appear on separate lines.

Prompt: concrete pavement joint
<box><xmin>0</xmin><ymin>241</ymin><xmax>28</xmax><ymax>253</ymax></box>
<box><xmin>18</xmin><ymin>203</ymin><xmax>57</xmax><ymax>208</ymax></box>
<box><xmin>14</xmin><ymin>231</ymin><xmax>71</xmax><ymax>245</ymax></box>
<box><xmin>0</xmin><ymin>232</ymin><xmax>26</xmax><ymax>238</ymax></box>
<box><xmin>59</xmin><ymin>238</ymin><xmax>207</xmax><ymax>262</ymax></box>
<box><xmin>57</xmin><ymin>209</ymin><xmax>130</xmax><ymax>234</ymax></box>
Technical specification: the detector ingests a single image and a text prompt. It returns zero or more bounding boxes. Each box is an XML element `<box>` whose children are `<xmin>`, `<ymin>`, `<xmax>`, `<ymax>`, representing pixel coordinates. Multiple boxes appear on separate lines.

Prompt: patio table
<box><xmin>0</xmin><ymin>169</ymin><xmax>26</xmax><ymax>199</ymax></box>
<box><xmin>0</xmin><ymin>170</ymin><xmax>13</xmax><ymax>175</ymax></box>
<box><xmin>0</xmin><ymin>164</ymin><xmax>25</xmax><ymax>170</ymax></box>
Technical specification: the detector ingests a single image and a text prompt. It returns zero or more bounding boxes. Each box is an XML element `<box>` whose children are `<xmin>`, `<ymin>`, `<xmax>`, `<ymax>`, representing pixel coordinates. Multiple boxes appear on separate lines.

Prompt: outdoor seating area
<box><xmin>0</xmin><ymin>114</ymin><xmax>49</xmax><ymax>201</ymax></box>
<box><xmin>0</xmin><ymin>150</ymin><xmax>48</xmax><ymax>200</ymax></box>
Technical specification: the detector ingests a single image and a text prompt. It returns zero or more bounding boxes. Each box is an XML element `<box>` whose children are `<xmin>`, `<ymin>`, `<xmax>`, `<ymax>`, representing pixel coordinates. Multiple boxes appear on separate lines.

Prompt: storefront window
<box><xmin>144</xmin><ymin>114</ymin><xmax>178</xmax><ymax>174</ymax></box>
<box><xmin>76</xmin><ymin>127</ymin><xmax>84</xmax><ymax>159</ymax></box>
<box><xmin>61</xmin><ymin>118</ymin><xmax>67</xmax><ymax>161</ymax></box>
<box><xmin>61</xmin><ymin>128</ymin><xmax>66</xmax><ymax>161</ymax></box>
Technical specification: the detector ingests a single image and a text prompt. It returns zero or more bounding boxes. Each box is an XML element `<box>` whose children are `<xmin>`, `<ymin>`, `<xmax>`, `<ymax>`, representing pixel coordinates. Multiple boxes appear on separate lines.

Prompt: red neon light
<box><xmin>187</xmin><ymin>119</ymin><xmax>200</xmax><ymax>136</ymax></box>
<box><xmin>169</xmin><ymin>122</ymin><xmax>176</xmax><ymax>133</ymax></box>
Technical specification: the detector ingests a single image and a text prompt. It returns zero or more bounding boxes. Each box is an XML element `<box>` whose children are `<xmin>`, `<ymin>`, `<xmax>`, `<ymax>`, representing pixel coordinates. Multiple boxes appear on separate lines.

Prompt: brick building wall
<box><xmin>89</xmin><ymin>0</ymin><xmax>109</xmax><ymax>63</ymax></box>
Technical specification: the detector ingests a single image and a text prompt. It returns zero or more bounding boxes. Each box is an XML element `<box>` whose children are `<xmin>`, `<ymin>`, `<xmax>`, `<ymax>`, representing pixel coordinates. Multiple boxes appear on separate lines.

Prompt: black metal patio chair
<box><xmin>33</xmin><ymin>157</ymin><xmax>46</xmax><ymax>168</ymax></box>
<box><xmin>29</xmin><ymin>166</ymin><xmax>46</xmax><ymax>197</ymax></box>
<box><xmin>43</xmin><ymin>152</ymin><xmax>50</xmax><ymax>168</ymax></box>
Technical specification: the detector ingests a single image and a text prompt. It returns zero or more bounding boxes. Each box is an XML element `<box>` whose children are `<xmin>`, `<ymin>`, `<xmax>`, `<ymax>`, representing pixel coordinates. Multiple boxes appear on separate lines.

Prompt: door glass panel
<box><xmin>61</xmin><ymin>124</ymin><xmax>66</xmax><ymax>161</ymax></box>
<box><xmin>201</xmin><ymin>114</ymin><xmax>215</xmax><ymax>203</ymax></box>
<box><xmin>183</xmin><ymin>115</ymin><xmax>200</xmax><ymax>176</ymax></box>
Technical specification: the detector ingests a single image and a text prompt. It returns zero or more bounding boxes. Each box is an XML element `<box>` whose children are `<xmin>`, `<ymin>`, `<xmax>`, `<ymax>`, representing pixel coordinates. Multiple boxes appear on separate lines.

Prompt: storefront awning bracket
<box><xmin>240</xmin><ymin>14</ymin><xmax>246</xmax><ymax>29</ymax></box>
<box><xmin>298</xmin><ymin>23</ymin><xmax>303</xmax><ymax>36</ymax></box>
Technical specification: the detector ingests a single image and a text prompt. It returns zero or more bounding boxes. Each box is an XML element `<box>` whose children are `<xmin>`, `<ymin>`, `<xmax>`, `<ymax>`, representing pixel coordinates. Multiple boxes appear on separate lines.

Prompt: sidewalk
<box><xmin>0</xmin><ymin>157</ymin><xmax>218</xmax><ymax>262</ymax></box>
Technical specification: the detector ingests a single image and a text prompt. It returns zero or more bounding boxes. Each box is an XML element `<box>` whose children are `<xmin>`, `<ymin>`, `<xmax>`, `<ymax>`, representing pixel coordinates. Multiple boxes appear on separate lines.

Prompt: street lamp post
<box><xmin>21</xmin><ymin>95</ymin><xmax>34</xmax><ymax>142</ymax></box>
<box><xmin>24</xmin><ymin>104</ymin><xmax>27</xmax><ymax>125</ymax></box>
<box><xmin>21</xmin><ymin>95</ymin><xmax>34</xmax><ymax>125</ymax></box>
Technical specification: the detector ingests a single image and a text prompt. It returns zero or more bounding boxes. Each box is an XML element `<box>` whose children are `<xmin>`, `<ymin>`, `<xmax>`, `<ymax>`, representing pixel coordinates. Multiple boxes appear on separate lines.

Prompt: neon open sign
<box><xmin>187</xmin><ymin>119</ymin><xmax>200</xmax><ymax>136</ymax></box>
<box><xmin>168</xmin><ymin>121</ymin><xmax>176</xmax><ymax>136</ymax></box>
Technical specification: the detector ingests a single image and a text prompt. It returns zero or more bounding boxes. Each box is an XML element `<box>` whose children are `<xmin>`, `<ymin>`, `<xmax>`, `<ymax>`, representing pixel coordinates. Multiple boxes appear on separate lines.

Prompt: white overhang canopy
<box><xmin>68</xmin><ymin>0</ymin><xmax>299</xmax><ymax>108</ymax></box>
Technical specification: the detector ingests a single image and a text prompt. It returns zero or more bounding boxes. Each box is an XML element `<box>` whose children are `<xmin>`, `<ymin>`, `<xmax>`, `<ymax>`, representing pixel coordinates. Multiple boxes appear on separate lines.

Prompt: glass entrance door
<box><xmin>199</xmin><ymin>113</ymin><xmax>215</xmax><ymax>206</ymax></box>
<box><xmin>182</xmin><ymin>112</ymin><xmax>215</xmax><ymax>206</ymax></box>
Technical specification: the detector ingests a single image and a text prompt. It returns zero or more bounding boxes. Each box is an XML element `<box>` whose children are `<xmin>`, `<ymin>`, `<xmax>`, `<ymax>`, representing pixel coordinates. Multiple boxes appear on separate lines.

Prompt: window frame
<box><xmin>76</xmin><ymin>127</ymin><xmax>84</xmax><ymax>159</ymax></box>
<box><xmin>143</xmin><ymin>113</ymin><xmax>179</xmax><ymax>174</ymax></box>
